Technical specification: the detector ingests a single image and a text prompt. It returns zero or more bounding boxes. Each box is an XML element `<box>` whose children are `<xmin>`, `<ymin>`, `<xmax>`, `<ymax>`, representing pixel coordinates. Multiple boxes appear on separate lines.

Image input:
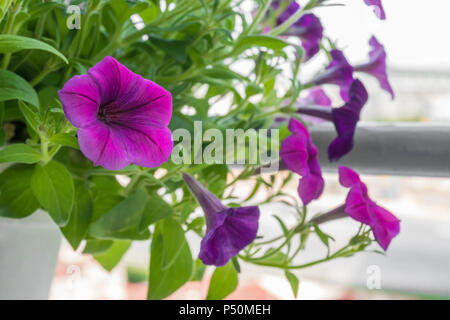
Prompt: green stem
<box><xmin>123</xmin><ymin>173</ymin><xmax>141</xmax><ymax>196</ymax></box>
<box><xmin>1</xmin><ymin>2</ymin><xmax>19</xmax><ymax>69</ymax></box>
<box><xmin>241</xmin><ymin>0</ymin><xmax>271</xmax><ymax>37</ymax></box>
<box><xmin>40</xmin><ymin>137</ymin><xmax>50</xmax><ymax>163</ymax></box>
<box><xmin>30</xmin><ymin>67</ymin><xmax>53</xmax><ymax>87</ymax></box>
<box><xmin>268</xmin><ymin>7</ymin><xmax>306</xmax><ymax>37</ymax></box>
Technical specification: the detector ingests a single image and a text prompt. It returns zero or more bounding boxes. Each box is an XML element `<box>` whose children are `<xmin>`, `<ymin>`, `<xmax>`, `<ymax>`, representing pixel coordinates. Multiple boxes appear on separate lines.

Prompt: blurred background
<box><xmin>49</xmin><ymin>0</ymin><xmax>450</xmax><ymax>299</ymax></box>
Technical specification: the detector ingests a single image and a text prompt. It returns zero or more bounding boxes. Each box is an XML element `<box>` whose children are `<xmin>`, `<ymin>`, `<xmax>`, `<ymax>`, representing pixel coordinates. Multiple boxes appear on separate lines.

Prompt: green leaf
<box><xmin>313</xmin><ymin>223</ymin><xmax>335</xmax><ymax>249</ymax></box>
<box><xmin>234</xmin><ymin>35</ymin><xmax>289</xmax><ymax>55</ymax></box>
<box><xmin>50</xmin><ymin>133</ymin><xmax>80</xmax><ymax>150</ymax></box>
<box><xmin>160</xmin><ymin>217</ymin><xmax>185</xmax><ymax>270</ymax></box>
<box><xmin>82</xmin><ymin>239</ymin><xmax>114</xmax><ymax>254</ymax></box>
<box><xmin>93</xmin><ymin>240</ymin><xmax>131</xmax><ymax>272</ymax></box>
<box><xmin>0</xmin><ymin>1</ymin><xmax>13</xmax><ymax>23</ymax></box>
<box><xmin>206</xmin><ymin>262</ymin><xmax>238</xmax><ymax>300</ymax></box>
<box><xmin>147</xmin><ymin>221</ymin><xmax>193</xmax><ymax>300</ymax></box>
<box><xmin>18</xmin><ymin>101</ymin><xmax>40</xmax><ymax>134</ymax></box>
<box><xmin>191</xmin><ymin>259</ymin><xmax>207</xmax><ymax>281</ymax></box>
<box><xmin>202</xmin><ymin>66</ymin><xmax>246</xmax><ymax>81</ymax></box>
<box><xmin>0</xmin><ymin>69</ymin><xmax>40</xmax><ymax>108</ymax></box>
<box><xmin>231</xmin><ymin>256</ymin><xmax>241</xmax><ymax>273</ymax></box>
<box><xmin>90</xmin><ymin>175</ymin><xmax>123</xmax><ymax>222</ymax></box>
<box><xmin>0</xmin><ymin>143</ymin><xmax>42</xmax><ymax>164</ymax></box>
<box><xmin>89</xmin><ymin>190</ymin><xmax>150</xmax><ymax>240</ymax></box>
<box><xmin>139</xmin><ymin>195</ymin><xmax>173</xmax><ymax>231</ymax></box>
<box><xmin>0</xmin><ymin>35</ymin><xmax>68</xmax><ymax>64</ymax></box>
<box><xmin>38</xmin><ymin>86</ymin><xmax>59</xmax><ymax>116</ymax></box>
<box><xmin>149</xmin><ymin>36</ymin><xmax>188</xmax><ymax>64</ymax></box>
<box><xmin>60</xmin><ymin>183</ymin><xmax>93</xmax><ymax>250</ymax></box>
<box><xmin>0</xmin><ymin>103</ymin><xmax>5</xmax><ymax>146</ymax></box>
<box><xmin>285</xmin><ymin>270</ymin><xmax>300</xmax><ymax>298</ymax></box>
<box><xmin>0</xmin><ymin>165</ymin><xmax>40</xmax><ymax>218</ymax></box>
<box><xmin>31</xmin><ymin>160</ymin><xmax>75</xmax><ymax>226</ymax></box>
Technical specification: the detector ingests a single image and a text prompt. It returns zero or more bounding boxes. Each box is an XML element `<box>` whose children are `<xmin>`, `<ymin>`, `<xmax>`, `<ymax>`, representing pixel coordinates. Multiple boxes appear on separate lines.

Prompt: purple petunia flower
<box><xmin>274</xmin><ymin>2</ymin><xmax>323</xmax><ymax>61</ymax></box>
<box><xmin>355</xmin><ymin>36</ymin><xmax>394</xmax><ymax>99</ymax></box>
<box><xmin>276</xmin><ymin>1</ymin><xmax>300</xmax><ymax>26</ymax></box>
<box><xmin>307</xmin><ymin>50</ymin><xmax>354</xmax><ymax>101</ymax></box>
<box><xmin>297</xmin><ymin>79</ymin><xmax>368</xmax><ymax>161</ymax></box>
<box><xmin>58</xmin><ymin>56</ymin><xmax>173</xmax><ymax>170</ymax></box>
<box><xmin>182</xmin><ymin>173</ymin><xmax>260</xmax><ymax>266</ymax></box>
<box><xmin>280</xmin><ymin>118</ymin><xmax>324</xmax><ymax>205</ymax></box>
<box><xmin>339</xmin><ymin>166</ymin><xmax>400</xmax><ymax>250</ymax></box>
<box><xmin>364</xmin><ymin>0</ymin><xmax>386</xmax><ymax>20</ymax></box>
<box><xmin>287</xmin><ymin>14</ymin><xmax>323</xmax><ymax>61</ymax></box>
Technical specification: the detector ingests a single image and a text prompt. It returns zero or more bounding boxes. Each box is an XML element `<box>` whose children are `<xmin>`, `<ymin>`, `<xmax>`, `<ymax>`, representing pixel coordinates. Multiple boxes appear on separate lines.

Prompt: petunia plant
<box><xmin>0</xmin><ymin>0</ymin><xmax>399</xmax><ymax>299</ymax></box>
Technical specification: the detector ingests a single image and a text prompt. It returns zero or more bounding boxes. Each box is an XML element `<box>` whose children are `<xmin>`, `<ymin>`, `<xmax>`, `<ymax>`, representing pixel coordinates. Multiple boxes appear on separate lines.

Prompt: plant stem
<box><xmin>268</xmin><ymin>7</ymin><xmax>305</xmax><ymax>37</ymax></box>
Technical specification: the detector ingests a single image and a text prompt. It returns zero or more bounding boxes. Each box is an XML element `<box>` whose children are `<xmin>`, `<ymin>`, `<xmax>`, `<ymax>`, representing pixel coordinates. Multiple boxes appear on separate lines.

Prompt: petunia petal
<box><xmin>298</xmin><ymin>171</ymin><xmax>324</xmax><ymax>206</ymax></box>
<box><xmin>294</xmin><ymin>14</ymin><xmax>323</xmax><ymax>61</ymax></box>
<box><xmin>280</xmin><ymin>122</ymin><xmax>309</xmax><ymax>176</ymax></box>
<box><xmin>199</xmin><ymin>206</ymin><xmax>260</xmax><ymax>266</ymax></box>
<box><xmin>77</xmin><ymin>121</ymin><xmax>129</xmax><ymax>170</ymax></box>
<box><xmin>281</xmin><ymin>118</ymin><xmax>324</xmax><ymax>205</ymax></box>
<box><xmin>338</xmin><ymin>165</ymin><xmax>361</xmax><ymax>187</ymax></box>
<box><xmin>111</xmin><ymin>122</ymin><xmax>173</xmax><ymax>168</ymax></box>
<box><xmin>371</xmin><ymin>204</ymin><xmax>400</xmax><ymax>250</ymax></box>
<box><xmin>329</xmin><ymin>79</ymin><xmax>368</xmax><ymax>161</ymax></box>
<box><xmin>111</xmin><ymin>78</ymin><xmax>172</xmax><ymax>127</ymax></box>
<box><xmin>356</xmin><ymin>36</ymin><xmax>394</xmax><ymax>99</ymax></box>
<box><xmin>88</xmin><ymin>56</ymin><xmax>122</xmax><ymax>105</ymax></box>
<box><xmin>276</xmin><ymin>1</ymin><xmax>300</xmax><ymax>26</ymax></box>
<box><xmin>372</xmin><ymin>204</ymin><xmax>400</xmax><ymax>251</ymax></box>
<box><xmin>364</xmin><ymin>0</ymin><xmax>386</xmax><ymax>20</ymax></box>
<box><xmin>312</xmin><ymin>50</ymin><xmax>354</xmax><ymax>101</ymax></box>
<box><xmin>58</xmin><ymin>74</ymin><xmax>100</xmax><ymax>128</ymax></box>
<box><xmin>339</xmin><ymin>165</ymin><xmax>400</xmax><ymax>251</ymax></box>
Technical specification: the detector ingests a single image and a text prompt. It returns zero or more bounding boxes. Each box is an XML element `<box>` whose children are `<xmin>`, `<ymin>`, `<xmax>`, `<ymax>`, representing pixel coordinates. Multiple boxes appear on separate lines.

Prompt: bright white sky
<box><xmin>315</xmin><ymin>0</ymin><xmax>450</xmax><ymax>69</ymax></box>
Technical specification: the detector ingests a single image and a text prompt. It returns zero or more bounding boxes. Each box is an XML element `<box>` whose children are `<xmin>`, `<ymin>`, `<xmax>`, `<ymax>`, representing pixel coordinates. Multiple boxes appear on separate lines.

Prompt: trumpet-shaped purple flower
<box><xmin>275</xmin><ymin>2</ymin><xmax>323</xmax><ymax>61</ymax></box>
<box><xmin>364</xmin><ymin>0</ymin><xmax>386</xmax><ymax>20</ymax></box>
<box><xmin>289</xmin><ymin>14</ymin><xmax>323</xmax><ymax>61</ymax></box>
<box><xmin>355</xmin><ymin>36</ymin><xmax>394</xmax><ymax>99</ymax></box>
<box><xmin>182</xmin><ymin>173</ymin><xmax>260</xmax><ymax>266</ymax></box>
<box><xmin>328</xmin><ymin>79</ymin><xmax>368</xmax><ymax>161</ymax></box>
<box><xmin>308</xmin><ymin>50</ymin><xmax>354</xmax><ymax>101</ymax></box>
<box><xmin>339</xmin><ymin>166</ymin><xmax>400</xmax><ymax>250</ymax></box>
<box><xmin>280</xmin><ymin>118</ymin><xmax>324</xmax><ymax>205</ymax></box>
<box><xmin>297</xmin><ymin>79</ymin><xmax>368</xmax><ymax>161</ymax></box>
<box><xmin>58</xmin><ymin>56</ymin><xmax>173</xmax><ymax>170</ymax></box>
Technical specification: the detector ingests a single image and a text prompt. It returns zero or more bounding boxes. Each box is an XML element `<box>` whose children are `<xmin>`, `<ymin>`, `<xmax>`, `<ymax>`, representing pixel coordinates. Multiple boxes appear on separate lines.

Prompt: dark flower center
<box><xmin>97</xmin><ymin>102</ymin><xmax>121</xmax><ymax>124</ymax></box>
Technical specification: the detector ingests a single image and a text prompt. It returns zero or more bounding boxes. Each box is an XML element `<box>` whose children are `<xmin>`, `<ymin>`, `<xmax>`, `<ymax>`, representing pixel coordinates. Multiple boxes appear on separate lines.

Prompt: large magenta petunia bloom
<box><xmin>339</xmin><ymin>166</ymin><xmax>400</xmax><ymax>250</ymax></box>
<box><xmin>307</xmin><ymin>50</ymin><xmax>354</xmax><ymax>101</ymax></box>
<box><xmin>280</xmin><ymin>118</ymin><xmax>324</xmax><ymax>205</ymax></box>
<box><xmin>58</xmin><ymin>56</ymin><xmax>173</xmax><ymax>170</ymax></box>
<box><xmin>296</xmin><ymin>79</ymin><xmax>368</xmax><ymax>161</ymax></box>
<box><xmin>355</xmin><ymin>36</ymin><xmax>394</xmax><ymax>99</ymax></box>
<box><xmin>182</xmin><ymin>173</ymin><xmax>260</xmax><ymax>267</ymax></box>
<box><xmin>364</xmin><ymin>0</ymin><xmax>386</xmax><ymax>20</ymax></box>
